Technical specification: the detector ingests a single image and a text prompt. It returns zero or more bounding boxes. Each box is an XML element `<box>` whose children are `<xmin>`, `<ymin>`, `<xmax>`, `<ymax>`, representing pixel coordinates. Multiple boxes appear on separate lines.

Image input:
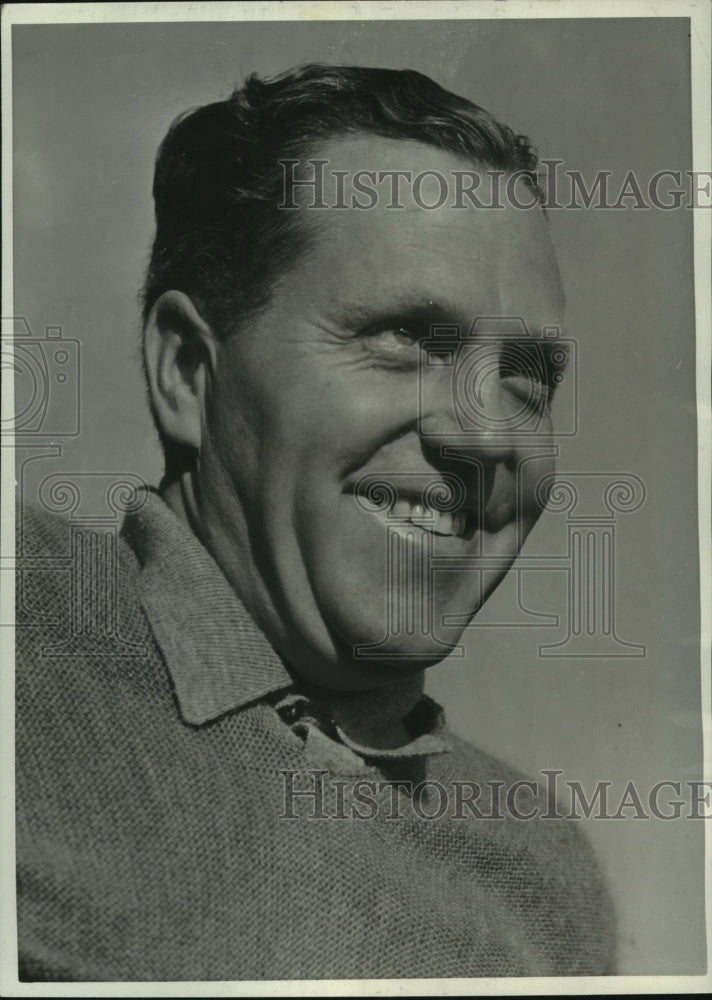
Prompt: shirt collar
<box><xmin>121</xmin><ymin>488</ymin><xmax>448</xmax><ymax>758</ymax></box>
<box><xmin>121</xmin><ymin>489</ymin><xmax>293</xmax><ymax>725</ymax></box>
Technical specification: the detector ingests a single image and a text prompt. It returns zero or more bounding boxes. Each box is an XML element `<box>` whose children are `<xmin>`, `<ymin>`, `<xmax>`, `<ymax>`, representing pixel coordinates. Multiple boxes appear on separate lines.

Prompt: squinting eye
<box><xmin>390</xmin><ymin>327</ymin><xmax>420</xmax><ymax>347</ymax></box>
<box><xmin>499</xmin><ymin>344</ymin><xmax>547</xmax><ymax>384</ymax></box>
<box><xmin>361</xmin><ymin>323</ymin><xmax>428</xmax><ymax>368</ymax></box>
<box><xmin>365</xmin><ymin>326</ymin><xmax>422</xmax><ymax>355</ymax></box>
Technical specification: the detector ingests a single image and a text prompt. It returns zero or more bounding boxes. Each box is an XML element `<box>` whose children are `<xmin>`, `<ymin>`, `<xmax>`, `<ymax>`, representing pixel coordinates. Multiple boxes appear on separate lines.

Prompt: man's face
<box><xmin>194</xmin><ymin>136</ymin><xmax>565</xmax><ymax>690</ymax></box>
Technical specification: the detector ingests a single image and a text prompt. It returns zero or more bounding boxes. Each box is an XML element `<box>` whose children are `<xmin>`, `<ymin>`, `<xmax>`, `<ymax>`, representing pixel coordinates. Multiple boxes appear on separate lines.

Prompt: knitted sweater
<box><xmin>16</xmin><ymin>492</ymin><xmax>616</xmax><ymax>980</ymax></box>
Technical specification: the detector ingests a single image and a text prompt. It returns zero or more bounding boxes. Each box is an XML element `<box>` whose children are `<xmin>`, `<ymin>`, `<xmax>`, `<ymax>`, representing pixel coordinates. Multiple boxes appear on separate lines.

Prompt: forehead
<box><xmin>284</xmin><ymin>134</ymin><xmax>564</xmax><ymax>332</ymax></box>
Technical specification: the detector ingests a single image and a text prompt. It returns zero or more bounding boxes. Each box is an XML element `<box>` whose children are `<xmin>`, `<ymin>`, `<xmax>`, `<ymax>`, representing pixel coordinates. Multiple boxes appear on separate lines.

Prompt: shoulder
<box><xmin>15</xmin><ymin>500</ymin><xmax>150</xmax><ymax>681</ymax></box>
<box><xmin>16</xmin><ymin>500</ymin><xmax>133</xmax><ymax>623</ymax></box>
<box><xmin>15</xmin><ymin>502</ymin><xmax>74</xmax><ymax>638</ymax></box>
<box><xmin>428</xmin><ymin>726</ymin><xmax>617</xmax><ymax>973</ymax></box>
<box><xmin>436</xmin><ymin>726</ymin><xmax>609</xmax><ymax>870</ymax></box>
<box><xmin>15</xmin><ymin>499</ymin><xmax>164</xmax><ymax>792</ymax></box>
<box><xmin>16</xmin><ymin>498</ymin><xmax>141</xmax><ymax>601</ymax></box>
<box><xmin>16</xmin><ymin>501</ymin><xmax>72</xmax><ymax>557</ymax></box>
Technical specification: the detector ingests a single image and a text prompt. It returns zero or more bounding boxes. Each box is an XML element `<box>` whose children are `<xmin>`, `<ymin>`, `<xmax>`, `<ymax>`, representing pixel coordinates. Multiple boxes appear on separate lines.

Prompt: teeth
<box><xmin>392</xmin><ymin>499</ymin><xmax>411</xmax><ymax>520</ymax></box>
<box><xmin>389</xmin><ymin>497</ymin><xmax>470</xmax><ymax>538</ymax></box>
<box><xmin>431</xmin><ymin>511</ymin><xmax>453</xmax><ymax>535</ymax></box>
<box><xmin>358</xmin><ymin>490</ymin><xmax>473</xmax><ymax>538</ymax></box>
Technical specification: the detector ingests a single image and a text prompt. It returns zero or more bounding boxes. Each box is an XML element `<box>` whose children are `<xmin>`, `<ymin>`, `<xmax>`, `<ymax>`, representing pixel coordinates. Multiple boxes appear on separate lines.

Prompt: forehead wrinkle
<box><xmin>408</xmin><ymin>241</ymin><xmax>487</xmax><ymax>265</ymax></box>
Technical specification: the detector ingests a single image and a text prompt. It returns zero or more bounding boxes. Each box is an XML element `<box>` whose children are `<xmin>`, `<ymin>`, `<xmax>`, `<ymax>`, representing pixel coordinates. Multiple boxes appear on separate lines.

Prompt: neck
<box><xmin>159</xmin><ymin>471</ymin><xmax>427</xmax><ymax>742</ymax></box>
<box><xmin>306</xmin><ymin>673</ymin><xmax>426</xmax><ymax>750</ymax></box>
<box><xmin>160</xmin><ymin>472</ymin><xmax>197</xmax><ymax>533</ymax></box>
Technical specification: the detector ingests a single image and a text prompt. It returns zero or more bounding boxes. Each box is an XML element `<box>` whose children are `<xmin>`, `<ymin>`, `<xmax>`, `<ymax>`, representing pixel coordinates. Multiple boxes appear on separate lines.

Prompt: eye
<box><xmin>364</xmin><ymin>326</ymin><xmax>423</xmax><ymax>357</ymax></box>
<box><xmin>387</xmin><ymin>327</ymin><xmax>420</xmax><ymax>347</ymax></box>
<box><xmin>499</xmin><ymin>342</ymin><xmax>547</xmax><ymax>384</ymax></box>
<box><xmin>498</xmin><ymin>341</ymin><xmax>551</xmax><ymax>411</ymax></box>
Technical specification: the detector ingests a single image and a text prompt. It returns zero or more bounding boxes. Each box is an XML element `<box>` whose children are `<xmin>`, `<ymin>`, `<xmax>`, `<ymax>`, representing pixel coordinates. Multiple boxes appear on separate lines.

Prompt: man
<box><xmin>16</xmin><ymin>64</ymin><xmax>615</xmax><ymax>980</ymax></box>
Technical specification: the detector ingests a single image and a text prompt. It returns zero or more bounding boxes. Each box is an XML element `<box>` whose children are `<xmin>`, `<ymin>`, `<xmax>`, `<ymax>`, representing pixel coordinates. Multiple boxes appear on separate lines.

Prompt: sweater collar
<box><xmin>121</xmin><ymin>489</ymin><xmax>447</xmax><ymax>758</ymax></box>
<box><xmin>121</xmin><ymin>489</ymin><xmax>293</xmax><ymax>725</ymax></box>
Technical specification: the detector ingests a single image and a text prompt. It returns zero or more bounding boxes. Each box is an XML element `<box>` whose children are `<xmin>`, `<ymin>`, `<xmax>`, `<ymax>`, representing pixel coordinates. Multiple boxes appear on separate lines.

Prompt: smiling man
<box><xmin>17</xmin><ymin>65</ymin><xmax>615</xmax><ymax>980</ymax></box>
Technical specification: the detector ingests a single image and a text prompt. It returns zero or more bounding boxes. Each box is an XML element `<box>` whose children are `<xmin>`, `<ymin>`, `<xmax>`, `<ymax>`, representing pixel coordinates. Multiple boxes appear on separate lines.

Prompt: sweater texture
<box><xmin>16</xmin><ymin>492</ymin><xmax>616</xmax><ymax>980</ymax></box>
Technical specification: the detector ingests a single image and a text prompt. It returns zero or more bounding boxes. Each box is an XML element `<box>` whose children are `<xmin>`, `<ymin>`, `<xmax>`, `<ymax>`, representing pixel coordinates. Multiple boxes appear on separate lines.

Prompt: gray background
<box><xmin>12</xmin><ymin>18</ymin><xmax>703</xmax><ymax>974</ymax></box>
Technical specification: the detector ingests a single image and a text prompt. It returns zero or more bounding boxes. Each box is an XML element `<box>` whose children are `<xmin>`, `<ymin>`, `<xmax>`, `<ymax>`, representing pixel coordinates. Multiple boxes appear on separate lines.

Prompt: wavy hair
<box><xmin>142</xmin><ymin>64</ymin><xmax>539</xmax><ymax>339</ymax></box>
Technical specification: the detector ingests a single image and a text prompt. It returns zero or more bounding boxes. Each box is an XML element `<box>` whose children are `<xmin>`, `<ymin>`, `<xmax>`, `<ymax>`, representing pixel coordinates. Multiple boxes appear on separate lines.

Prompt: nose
<box><xmin>418</xmin><ymin>345</ymin><xmax>516</xmax><ymax>465</ymax></box>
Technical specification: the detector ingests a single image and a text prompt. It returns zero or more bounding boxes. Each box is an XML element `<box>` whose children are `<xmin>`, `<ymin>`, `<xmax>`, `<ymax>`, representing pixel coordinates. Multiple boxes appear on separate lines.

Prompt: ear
<box><xmin>143</xmin><ymin>291</ymin><xmax>217</xmax><ymax>451</ymax></box>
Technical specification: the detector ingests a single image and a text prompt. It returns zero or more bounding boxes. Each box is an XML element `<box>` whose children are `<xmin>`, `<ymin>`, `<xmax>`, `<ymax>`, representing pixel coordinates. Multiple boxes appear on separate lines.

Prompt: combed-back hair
<box><xmin>142</xmin><ymin>64</ymin><xmax>539</xmax><ymax>339</ymax></box>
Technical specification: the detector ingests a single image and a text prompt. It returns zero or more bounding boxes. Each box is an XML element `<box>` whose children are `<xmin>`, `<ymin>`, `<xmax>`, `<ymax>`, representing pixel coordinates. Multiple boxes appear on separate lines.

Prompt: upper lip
<box><xmin>349</xmin><ymin>479</ymin><xmax>483</xmax><ymax>525</ymax></box>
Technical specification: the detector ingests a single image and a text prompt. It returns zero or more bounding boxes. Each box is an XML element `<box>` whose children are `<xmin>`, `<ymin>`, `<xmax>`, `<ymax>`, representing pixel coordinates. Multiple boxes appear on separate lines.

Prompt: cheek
<box><xmin>289</xmin><ymin>378</ymin><xmax>418</xmax><ymax>471</ymax></box>
<box><xmin>202</xmin><ymin>396</ymin><xmax>259</xmax><ymax>513</ymax></box>
<box><xmin>516</xmin><ymin>450</ymin><xmax>556</xmax><ymax>526</ymax></box>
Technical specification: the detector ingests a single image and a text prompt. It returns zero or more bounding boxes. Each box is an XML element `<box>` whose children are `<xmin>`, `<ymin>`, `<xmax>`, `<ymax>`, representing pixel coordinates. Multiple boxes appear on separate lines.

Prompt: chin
<box><xmin>285</xmin><ymin>601</ymin><xmax>470</xmax><ymax>692</ymax></box>
<box><xmin>360</xmin><ymin>643</ymin><xmax>459</xmax><ymax>672</ymax></box>
<box><xmin>334</xmin><ymin>611</ymin><xmax>468</xmax><ymax>669</ymax></box>
<box><xmin>320</xmin><ymin>641</ymin><xmax>452</xmax><ymax>692</ymax></box>
<box><xmin>319</xmin><ymin>570</ymin><xmax>480</xmax><ymax>648</ymax></box>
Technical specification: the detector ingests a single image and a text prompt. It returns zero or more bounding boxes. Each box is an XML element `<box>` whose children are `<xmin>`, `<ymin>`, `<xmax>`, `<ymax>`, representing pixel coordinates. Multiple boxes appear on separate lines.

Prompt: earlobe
<box><xmin>143</xmin><ymin>291</ymin><xmax>216</xmax><ymax>451</ymax></box>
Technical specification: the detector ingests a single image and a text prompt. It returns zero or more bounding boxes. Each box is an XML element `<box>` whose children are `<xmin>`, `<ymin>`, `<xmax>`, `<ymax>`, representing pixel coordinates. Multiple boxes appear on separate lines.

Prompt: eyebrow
<box><xmin>328</xmin><ymin>294</ymin><xmax>473</xmax><ymax>333</ymax></box>
<box><xmin>328</xmin><ymin>294</ymin><xmax>565</xmax><ymax>343</ymax></box>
